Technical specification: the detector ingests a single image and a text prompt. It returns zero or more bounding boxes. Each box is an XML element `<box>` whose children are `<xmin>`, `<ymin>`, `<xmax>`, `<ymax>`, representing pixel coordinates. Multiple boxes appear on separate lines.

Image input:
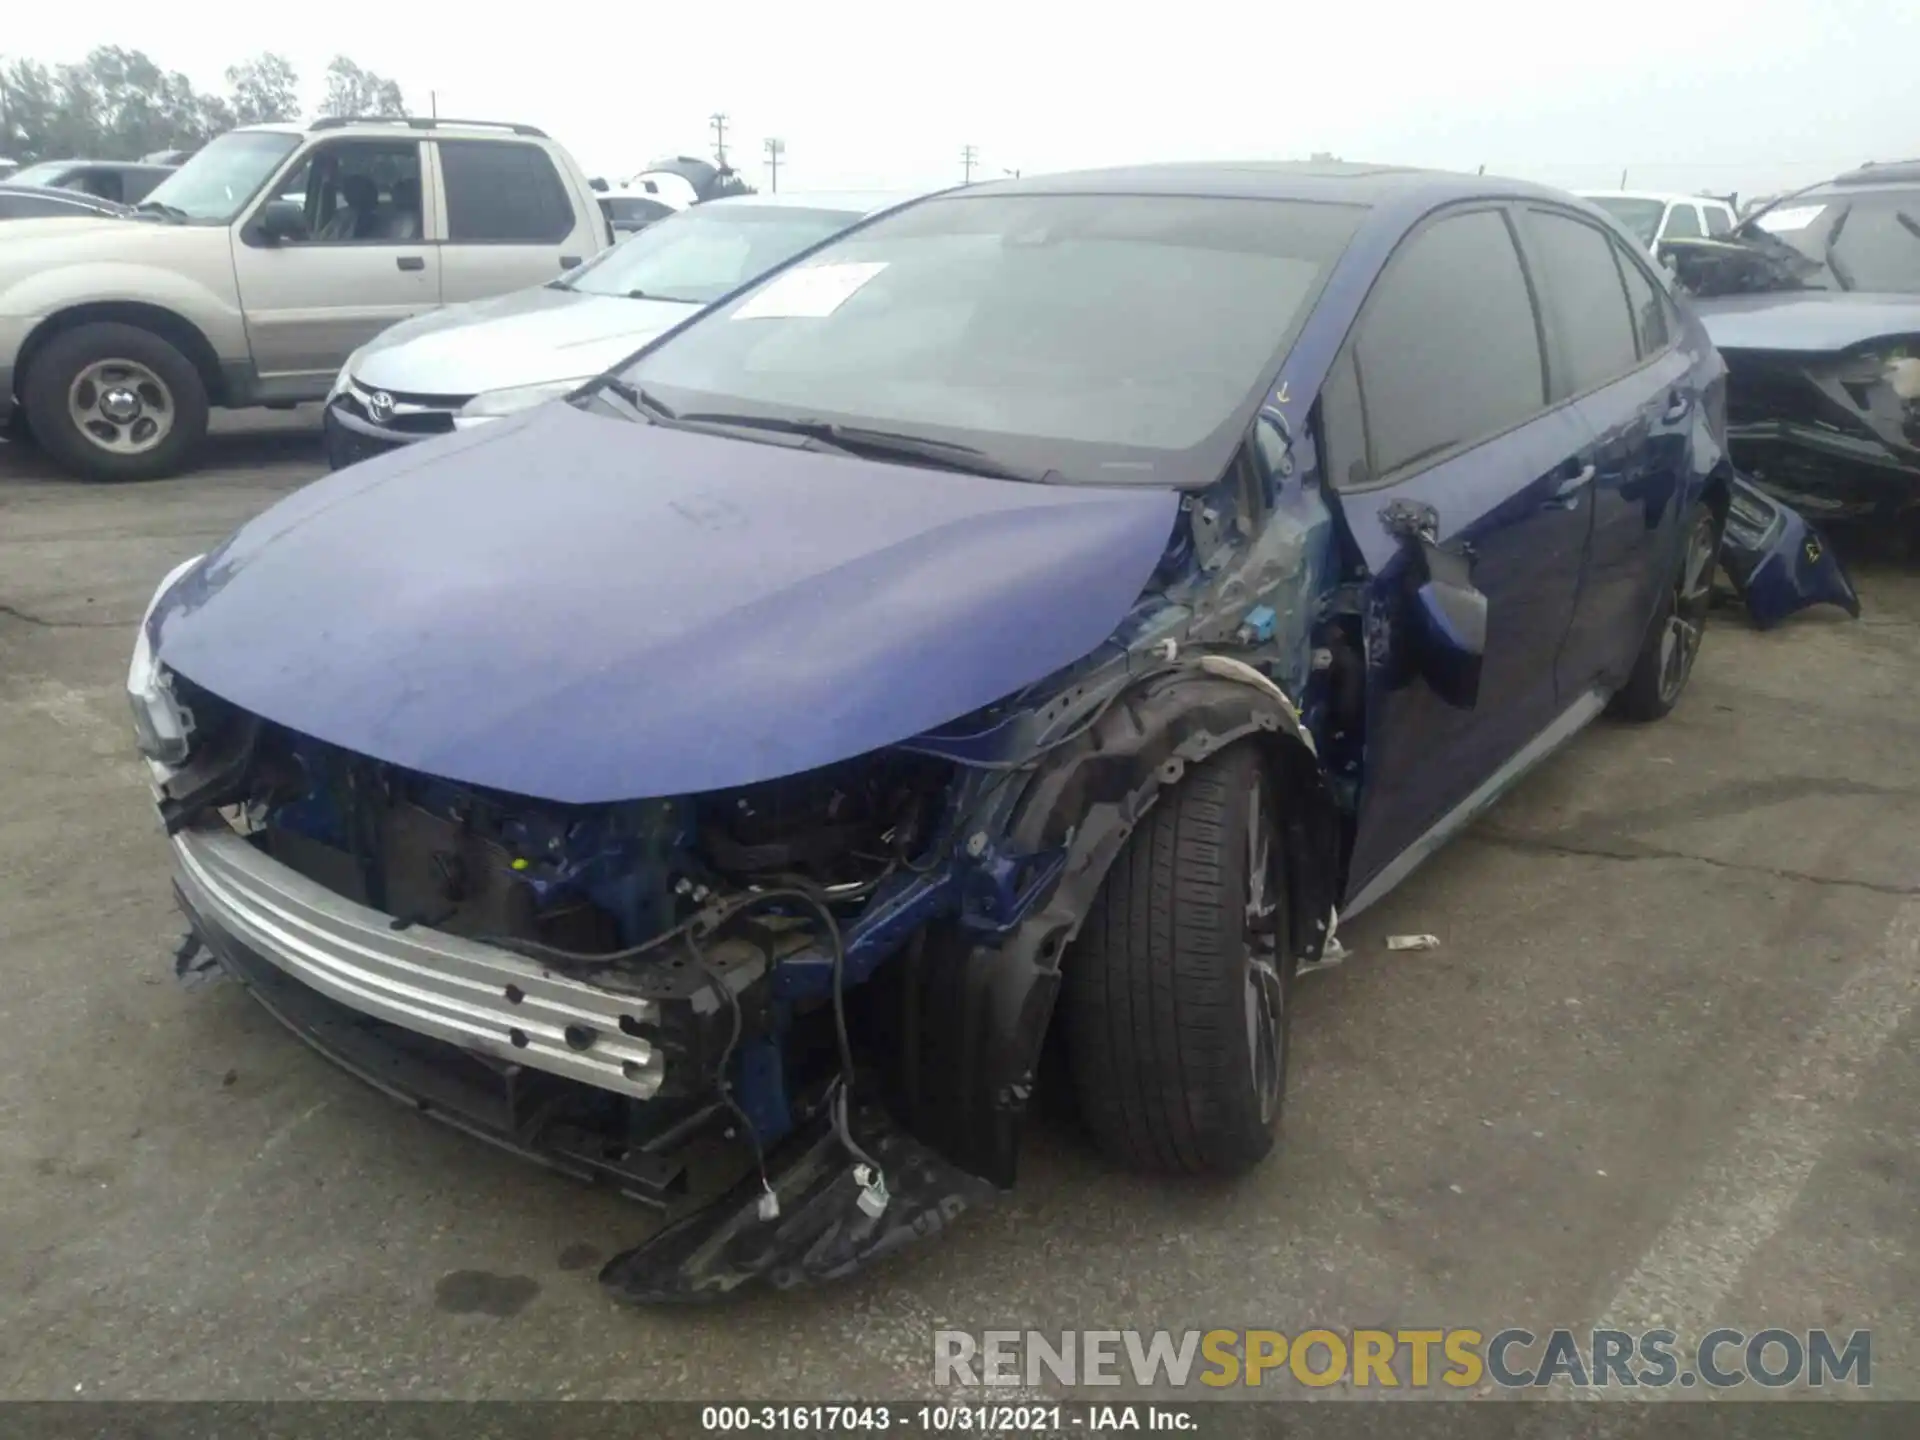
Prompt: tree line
<box><xmin>0</xmin><ymin>50</ymin><xmax>407</xmax><ymax>164</ymax></box>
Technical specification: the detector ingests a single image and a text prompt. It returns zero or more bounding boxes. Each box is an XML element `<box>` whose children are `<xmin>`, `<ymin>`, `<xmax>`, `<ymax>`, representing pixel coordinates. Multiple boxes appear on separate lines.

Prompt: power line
<box><xmin>765</xmin><ymin>136</ymin><xmax>785</xmax><ymax>193</ymax></box>
<box><xmin>961</xmin><ymin>144</ymin><xmax>978</xmax><ymax>183</ymax></box>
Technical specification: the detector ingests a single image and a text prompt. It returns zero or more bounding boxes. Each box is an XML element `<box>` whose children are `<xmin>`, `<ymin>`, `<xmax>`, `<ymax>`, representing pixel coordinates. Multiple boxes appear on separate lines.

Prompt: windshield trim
<box><xmin>601</xmin><ymin>191</ymin><xmax>1367</xmax><ymax>489</ymax></box>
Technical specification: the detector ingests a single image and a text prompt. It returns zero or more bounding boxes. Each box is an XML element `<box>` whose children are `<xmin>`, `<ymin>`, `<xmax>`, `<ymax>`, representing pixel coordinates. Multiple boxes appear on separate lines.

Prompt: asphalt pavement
<box><xmin>2</xmin><ymin>411</ymin><xmax>1916</xmax><ymax>1401</ymax></box>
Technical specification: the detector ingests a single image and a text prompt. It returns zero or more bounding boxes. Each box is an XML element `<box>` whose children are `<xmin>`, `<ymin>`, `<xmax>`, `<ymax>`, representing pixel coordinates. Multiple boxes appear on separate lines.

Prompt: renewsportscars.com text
<box><xmin>934</xmin><ymin>1327</ymin><xmax>1871</xmax><ymax>1391</ymax></box>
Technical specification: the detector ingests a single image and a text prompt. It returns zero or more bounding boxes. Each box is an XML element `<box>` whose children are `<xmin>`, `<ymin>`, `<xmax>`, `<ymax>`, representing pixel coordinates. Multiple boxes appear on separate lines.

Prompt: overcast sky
<box><xmin>8</xmin><ymin>0</ymin><xmax>1915</xmax><ymax>199</ymax></box>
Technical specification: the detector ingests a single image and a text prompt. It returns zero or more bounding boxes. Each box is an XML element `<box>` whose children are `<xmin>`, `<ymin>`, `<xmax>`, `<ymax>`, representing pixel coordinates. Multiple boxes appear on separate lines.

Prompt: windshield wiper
<box><xmin>593</xmin><ymin>377</ymin><xmax>680</xmax><ymax>422</ymax></box>
<box><xmin>675</xmin><ymin>413</ymin><xmax>1062</xmax><ymax>483</ymax></box>
<box><xmin>134</xmin><ymin>199</ymin><xmax>188</xmax><ymax>223</ymax></box>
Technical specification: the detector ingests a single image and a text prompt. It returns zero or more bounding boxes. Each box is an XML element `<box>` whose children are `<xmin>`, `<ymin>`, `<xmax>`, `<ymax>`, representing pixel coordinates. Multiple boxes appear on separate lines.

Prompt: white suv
<box><xmin>0</xmin><ymin>117</ymin><xmax>611</xmax><ymax>481</ymax></box>
<box><xmin>1577</xmin><ymin>190</ymin><xmax>1739</xmax><ymax>252</ymax></box>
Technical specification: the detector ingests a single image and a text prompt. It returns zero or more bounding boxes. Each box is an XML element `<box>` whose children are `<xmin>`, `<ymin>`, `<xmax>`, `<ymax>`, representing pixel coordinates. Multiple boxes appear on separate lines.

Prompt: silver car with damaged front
<box><xmin>322</xmin><ymin>191</ymin><xmax>915</xmax><ymax>469</ymax></box>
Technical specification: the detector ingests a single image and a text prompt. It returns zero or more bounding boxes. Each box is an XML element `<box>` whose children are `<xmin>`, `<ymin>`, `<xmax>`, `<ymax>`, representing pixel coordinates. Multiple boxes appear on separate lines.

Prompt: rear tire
<box><xmin>1064</xmin><ymin>741</ymin><xmax>1290</xmax><ymax>1176</ymax></box>
<box><xmin>1611</xmin><ymin>502</ymin><xmax>1719</xmax><ymax>723</ymax></box>
<box><xmin>22</xmin><ymin>322</ymin><xmax>209</xmax><ymax>483</ymax></box>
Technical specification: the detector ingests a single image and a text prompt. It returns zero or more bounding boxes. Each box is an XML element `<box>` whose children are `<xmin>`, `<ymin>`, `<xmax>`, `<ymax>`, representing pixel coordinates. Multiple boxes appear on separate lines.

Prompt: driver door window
<box><xmin>272</xmin><ymin>140</ymin><xmax>426</xmax><ymax>245</ymax></box>
<box><xmin>233</xmin><ymin>138</ymin><xmax>439</xmax><ymax>392</ymax></box>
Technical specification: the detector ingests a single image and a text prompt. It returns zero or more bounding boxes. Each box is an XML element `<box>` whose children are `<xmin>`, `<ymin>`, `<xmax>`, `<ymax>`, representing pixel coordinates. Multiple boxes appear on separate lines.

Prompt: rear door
<box><xmin>1327</xmin><ymin>205</ymin><xmax>1597</xmax><ymax>903</ymax></box>
<box><xmin>1517</xmin><ymin>205</ymin><xmax>1695</xmax><ymax>695</ymax></box>
<box><xmin>232</xmin><ymin>137</ymin><xmax>438</xmax><ymax>395</ymax></box>
<box><xmin>432</xmin><ymin>139</ymin><xmax>596</xmax><ymax>304</ymax></box>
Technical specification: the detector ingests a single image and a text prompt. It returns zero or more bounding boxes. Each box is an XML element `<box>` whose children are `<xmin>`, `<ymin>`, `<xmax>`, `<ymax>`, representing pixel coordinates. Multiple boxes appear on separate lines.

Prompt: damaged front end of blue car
<box><xmin>135</xmin><ymin>405</ymin><xmax>1344</xmax><ymax>1304</ymax></box>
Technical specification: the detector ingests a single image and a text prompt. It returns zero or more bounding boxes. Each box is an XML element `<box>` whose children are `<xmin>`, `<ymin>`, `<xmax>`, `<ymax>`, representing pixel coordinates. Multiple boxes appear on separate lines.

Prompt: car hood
<box><xmin>1691</xmin><ymin>291</ymin><xmax>1920</xmax><ymax>355</ymax></box>
<box><xmin>0</xmin><ymin>213</ymin><xmax>213</xmax><ymax>282</ymax></box>
<box><xmin>350</xmin><ymin>284</ymin><xmax>699</xmax><ymax>395</ymax></box>
<box><xmin>151</xmin><ymin>403</ymin><xmax>1181</xmax><ymax>804</ymax></box>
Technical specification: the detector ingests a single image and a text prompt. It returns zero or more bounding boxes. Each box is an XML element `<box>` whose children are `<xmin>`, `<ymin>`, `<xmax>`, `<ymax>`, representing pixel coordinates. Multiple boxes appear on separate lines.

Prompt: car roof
<box><xmin>13</xmin><ymin>158</ymin><xmax>170</xmax><ymax>173</ymax></box>
<box><xmin>1578</xmin><ymin>189</ymin><xmax>1728</xmax><ymax>206</ymax></box>
<box><xmin>1832</xmin><ymin>158</ymin><xmax>1920</xmax><ymax>186</ymax></box>
<box><xmin>700</xmin><ymin>190</ymin><xmax>921</xmax><ymax>216</ymax></box>
<box><xmin>963</xmin><ymin>160</ymin><xmax>1571</xmax><ymax>209</ymax></box>
<box><xmin>0</xmin><ymin>181</ymin><xmax>127</xmax><ymax>209</ymax></box>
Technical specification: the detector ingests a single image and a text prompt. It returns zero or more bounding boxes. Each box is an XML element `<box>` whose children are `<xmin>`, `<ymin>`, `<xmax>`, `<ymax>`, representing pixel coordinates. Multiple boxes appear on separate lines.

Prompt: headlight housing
<box><xmin>128</xmin><ymin>554</ymin><xmax>205</xmax><ymax>767</ymax></box>
<box><xmin>454</xmin><ymin>377</ymin><xmax>594</xmax><ymax>426</ymax></box>
<box><xmin>327</xmin><ymin>347</ymin><xmax>366</xmax><ymax>403</ymax></box>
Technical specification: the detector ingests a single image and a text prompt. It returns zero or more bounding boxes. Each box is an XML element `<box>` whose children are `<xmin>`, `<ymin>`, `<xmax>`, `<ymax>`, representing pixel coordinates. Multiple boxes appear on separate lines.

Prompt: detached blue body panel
<box><xmin>1721</xmin><ymin>476</ymin><xmax>1864</xmax><ymax>628</ymax></box>
<box><xmin>151</xmin><ymin>403</ymin><xmax>1180</xmax><ymax>803</ymax></box>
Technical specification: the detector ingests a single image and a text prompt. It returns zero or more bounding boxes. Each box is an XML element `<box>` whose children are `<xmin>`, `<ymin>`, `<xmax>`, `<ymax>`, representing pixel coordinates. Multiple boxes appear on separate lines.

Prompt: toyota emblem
<box><xmin>367</xmin><ymin>390</ymin><xmax>395</xmax><ymax>425</ymax></box>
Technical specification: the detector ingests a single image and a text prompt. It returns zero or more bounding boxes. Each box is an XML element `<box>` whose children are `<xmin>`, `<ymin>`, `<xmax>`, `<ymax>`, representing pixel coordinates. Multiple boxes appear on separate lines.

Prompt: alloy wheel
<box><xmin>1657</xmin><ymin>512</ymin><xmax>1716</xmax><ymax>706</ymax></box>
<box><xmin>1243</xmin><ymin>792</ymin><xmax>1285</xmax><ymax>1124</ymax></box>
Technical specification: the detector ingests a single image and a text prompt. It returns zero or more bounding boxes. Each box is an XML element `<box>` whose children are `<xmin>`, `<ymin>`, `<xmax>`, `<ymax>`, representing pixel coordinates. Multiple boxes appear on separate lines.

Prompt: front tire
<box><xmin>1611</xmin><ymin>502</ymin><xmax>1719</xmax><ymax>723</ymax></box>
<box><xmin>22</xmin><ymin>322</ymin><xmax>209</xmax><ymax>483</ymax></box>
<box><xmin>1064</xmin><ymin>741</ymin><xmax>1291</xmax><ymax>1176</ymax></box>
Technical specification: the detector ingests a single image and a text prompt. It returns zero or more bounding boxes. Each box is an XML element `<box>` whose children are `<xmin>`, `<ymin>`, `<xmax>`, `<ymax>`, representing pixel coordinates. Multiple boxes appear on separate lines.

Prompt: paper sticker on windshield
<box><xmin>732</xmin><ymin>262</ymin><xmax>888</xmax><ymax>320</ymax></box>
<box><xmin>1754</xmin><ymin>205</ymin><xmax>1827</xmax><ymax>233</ymax></box>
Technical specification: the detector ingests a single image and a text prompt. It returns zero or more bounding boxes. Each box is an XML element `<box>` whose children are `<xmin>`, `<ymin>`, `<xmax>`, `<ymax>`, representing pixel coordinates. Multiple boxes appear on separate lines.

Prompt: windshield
<box><xmin>1747</xmin><ymin>189</ymin><xmax>1920</xmax><ymax>293</ymax></box>
<box><xmin>1587</xmin><ymin>197</ymin><xmax>1666</xmax><ymax>247</ymax></box>
<box><xmin>6</xmin><ymin>161</ymin><xmax>77</xmax><ymax>188</ymax></box>
<box><xmin>566</xmin><ymin>204</ymin><xmax>863</xmax><ymax>304</ymax></box>
<box><xmin>139</xmin><ymin>131</ymin><xmax>301</xmax><ymax>223</ymax></box>
<box><xmin>614</xmin><ymin>193</ymin><xmax>1361</xmax><ymax>486</ymax></box>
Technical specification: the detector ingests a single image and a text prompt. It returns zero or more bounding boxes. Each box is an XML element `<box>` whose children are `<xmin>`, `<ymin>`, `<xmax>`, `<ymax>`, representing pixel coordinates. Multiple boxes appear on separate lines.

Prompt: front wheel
<box><xmin>21</xmin><ymin>322</ymin><xmax>209</xmax><ymax>482</ymax></box>
<box><xmin>1611</xmin><ymin>502</ymin><xmax>1719</xmax><ymax>723</ymax></box>
<box><xmin>1064</xmin><ymin>741</ymin><xmax>1291</xmax><ymax>1176</ymax></box>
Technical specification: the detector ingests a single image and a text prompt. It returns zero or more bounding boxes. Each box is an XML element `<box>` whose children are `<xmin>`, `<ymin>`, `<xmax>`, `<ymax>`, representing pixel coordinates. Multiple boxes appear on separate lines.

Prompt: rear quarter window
<box><xmin>1612</xmin><ymin>239</ymin><xmax>1675</xmax><ymax>357</ymax></box>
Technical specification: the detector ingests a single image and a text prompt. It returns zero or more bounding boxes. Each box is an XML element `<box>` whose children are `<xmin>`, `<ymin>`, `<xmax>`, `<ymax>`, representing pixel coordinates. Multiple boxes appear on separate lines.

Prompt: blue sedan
<box><xmin>135</xmin><ymin>162</ymin><xmax>1838</xmax><ymax>1302</ymax></box>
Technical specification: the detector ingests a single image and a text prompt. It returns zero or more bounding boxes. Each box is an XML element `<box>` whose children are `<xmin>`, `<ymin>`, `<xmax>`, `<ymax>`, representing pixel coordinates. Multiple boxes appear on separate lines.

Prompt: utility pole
<box><xmin>961</xmin><ymin>144</ymin><xmax>978</xmax><ymax>183</ymax></box>
<box><xmin>710</xmin><ymin>112</ymin><xmax>729</xmax><ymax>167</ymax></box>
<box><xmin>430</xmin><ymin>90</ymin><xmax>438</xmax><ymax>119</ymax></box>
<box><xmin>1619</xmin><ymin>166</ymin><xmax>1629</xmax><ymax>189</ymax></box>
<box><xmin>764</xmin><ymin>136</ymin><xmax>784</xmax><ymax>193</ymax></box>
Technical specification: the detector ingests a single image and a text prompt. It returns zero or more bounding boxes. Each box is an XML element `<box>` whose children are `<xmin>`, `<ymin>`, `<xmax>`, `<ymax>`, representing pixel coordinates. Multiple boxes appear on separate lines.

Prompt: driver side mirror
<box><xmin>255</xmin><ymin>198</ymin><xmax>308</xmax><ymax>244</ymax></box>
<box><xmin>1384</xmin><ymin>499</ymin><xmax>1486</xmax><ymax>710</ymax></box>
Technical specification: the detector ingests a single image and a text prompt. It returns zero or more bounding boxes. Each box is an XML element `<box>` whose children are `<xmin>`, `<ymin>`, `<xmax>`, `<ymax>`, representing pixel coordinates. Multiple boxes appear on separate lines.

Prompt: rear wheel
<box><xmin>22</xmin><ymin>322</ymin><xmax>208</xmax><ymax>482</ymax></box>
<box><xmin>1611</xmin><ymin>502</ymin><xmax>1718</xmax><ymax>722</ymax></box>
<box><xmin>1064</xmin><ymin>742</ymin><xmax>1290</xmax><ymax>1176</ymax></box>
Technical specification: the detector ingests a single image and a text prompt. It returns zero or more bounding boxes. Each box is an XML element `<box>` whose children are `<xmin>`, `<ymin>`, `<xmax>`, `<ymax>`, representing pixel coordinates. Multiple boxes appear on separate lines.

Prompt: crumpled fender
<box><xmin>902</xmin><ymin>668</ymin><xmax>1339</xmax><ymax>1186</ymax></box>
<box><xmin>1719</xmin><ymin>474</ymin><xmax>1862</xmax><ymax>628</ymax></box>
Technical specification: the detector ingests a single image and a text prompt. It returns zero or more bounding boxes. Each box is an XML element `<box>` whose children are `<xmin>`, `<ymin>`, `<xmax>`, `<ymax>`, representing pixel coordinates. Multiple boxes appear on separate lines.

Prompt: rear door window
<box><xmin>1520</xmin><ymin>208</ymin><xmax>1642</xmax><ymax>398</ymax></box>
<box><xmin>1704</xmin><ymin>205</ymin><xmax>1734</xmax><ymax>237</ymax></box>
<box><xmin>1663</xmin><ymin>204</ymin><xmax>1702</xmax><ymax>240</ymax></box>
<box><xmin>1343</xmin><ymin>207</ymin><xmax>1547</xmax><ymax>482</ymax></box>
<box><xmin>439</xmin><ymin>140</ymin><xmax>574</xmax><ymax>243</ymax></box>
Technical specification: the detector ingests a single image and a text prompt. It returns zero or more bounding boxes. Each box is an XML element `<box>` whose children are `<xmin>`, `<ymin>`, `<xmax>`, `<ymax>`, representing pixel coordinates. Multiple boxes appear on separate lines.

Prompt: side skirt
<box><xmin>1340</xmin><ymin>688</ymin><xmax>1609</xmax><ymax>920</ymax></box>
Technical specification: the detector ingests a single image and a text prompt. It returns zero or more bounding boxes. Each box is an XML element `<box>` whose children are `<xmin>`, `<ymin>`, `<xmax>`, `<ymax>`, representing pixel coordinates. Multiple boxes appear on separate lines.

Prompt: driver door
<box><xmin>1325</xmin><ymin>205</ymin><xmax>1598</xmax><ymax>912</ymax></box>
<box><xmin>231</xmin><ymin>138</ymin><xmax>440</xmax><ymax>396</ymax></box>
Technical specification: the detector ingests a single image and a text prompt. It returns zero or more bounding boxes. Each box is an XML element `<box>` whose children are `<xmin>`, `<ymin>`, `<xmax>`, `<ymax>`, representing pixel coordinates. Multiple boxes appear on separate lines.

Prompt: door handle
<box><xmin>1662</xmin><ymin>392</ymin><xmax>1691</xmax><ymax>423</ymax></box>
<box><xmin>396</xmin><ymin>255</ymin><xmax>425</xmax><ymax>272</ymax></box>
<box><xmin>1543</xmin><ymin>463</ymin><xmax>1596</xmax><ymax>510</ymax></box>
<box><xmin>560</xmin><ymin>255</ymin><xmax>582</xmax><ymax>269</ymax></box>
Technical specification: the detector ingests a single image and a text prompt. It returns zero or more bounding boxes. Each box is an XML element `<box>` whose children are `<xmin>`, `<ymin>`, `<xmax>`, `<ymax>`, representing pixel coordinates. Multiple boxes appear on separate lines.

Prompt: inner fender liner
<box><xmin>599</xmin><ymin>1099</ymin><xmax>996</xmax><ymax>1303</ymax></box>
<box><xmin>908</xmin><ymin>672</ymin><xmax>1339</xmax><ymax>1185</ymax></box>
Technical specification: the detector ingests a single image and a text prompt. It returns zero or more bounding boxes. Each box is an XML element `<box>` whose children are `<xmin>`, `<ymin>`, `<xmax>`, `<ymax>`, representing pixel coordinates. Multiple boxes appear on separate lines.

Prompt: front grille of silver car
<box><xmin>335</xmin><ymin>379</ymin><xmax>465</xmax><ymax>436</ymax></box>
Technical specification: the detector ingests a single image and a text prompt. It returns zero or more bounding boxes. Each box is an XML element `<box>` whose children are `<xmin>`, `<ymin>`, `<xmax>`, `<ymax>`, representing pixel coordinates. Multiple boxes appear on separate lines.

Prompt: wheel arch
<box><xmin>905</xmin><ymin>670</ymin><xmax>1342</xmax><ymax>1186</ymax></box>
<box><xmin>16</xmin><ymin>303</ymin><xmax>229</xmax><ymax>407</ymax></box>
